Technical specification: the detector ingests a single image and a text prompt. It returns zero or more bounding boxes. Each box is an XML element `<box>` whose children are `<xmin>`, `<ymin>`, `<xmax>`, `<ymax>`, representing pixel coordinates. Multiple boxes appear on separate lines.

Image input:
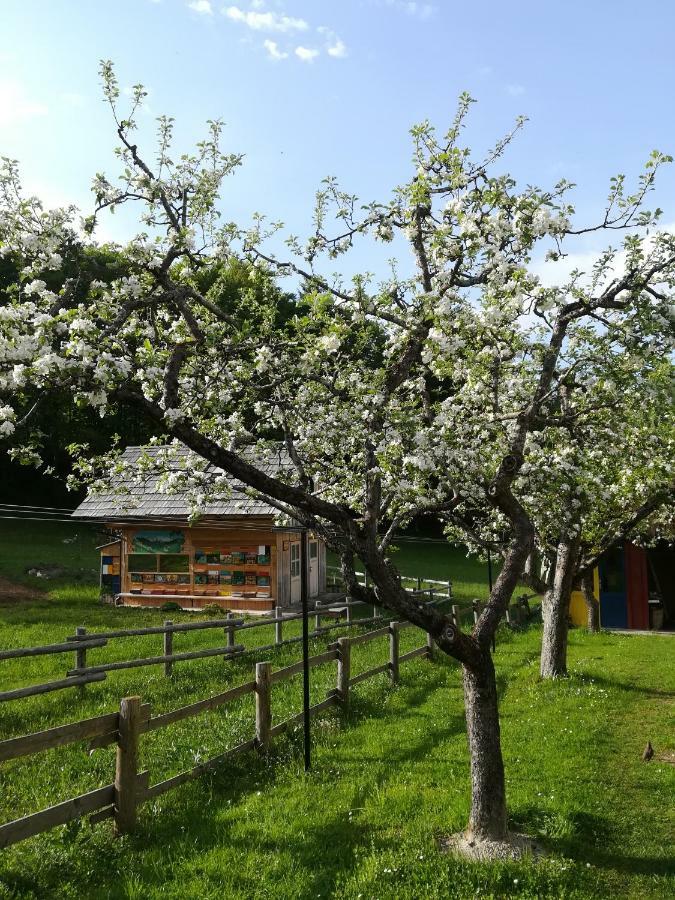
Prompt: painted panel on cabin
<box><xmin>625</xmin><ymin>543</ymin><xmax>649</xmax><ymax>630</ymax></box>
<box><xmin>569</xmin><ymin>568</ymin><xmax>599</xmax><ymax>627</ymax></box>
<box><xmin>599</xmin><ymin>545</ymin><xmax>628</xmax><ymax>628</ymax></box>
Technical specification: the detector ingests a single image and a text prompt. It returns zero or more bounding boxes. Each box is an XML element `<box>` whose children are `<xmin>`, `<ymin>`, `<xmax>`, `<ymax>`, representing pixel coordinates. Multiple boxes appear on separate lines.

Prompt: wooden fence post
<box><xmin>314</xmin><ymin>605</ymin><xmax>321</xmax><ymax>632</ymax></box>
<box><xmin>163</xmin><ymin>621</ymin><xmax>173</xmax><ymax>677</ymax></box>
<box><xmin>472</xmin><ymin>600</ymin><xmax>480</xmax><ymax>625</ymax></box>
<box><xmin>255</xmin><ymin>662</ymin><xmax>272</xmax><ymax>752</ymax></box>
<box><xmin>447</xmin><ymin>579</ymin><xmax>452</xmax><ymax>603</ymax></box>
<box><xmin>114</xmin><ymin>695</ymin><xmax>142</xmax><ymax>835</ymax></box>
<box><xmin>346</xmin><ymin>602</ymin><xmax>352</xmax><ymax>625</ymax></box>
<box><xmin>389</xmin><ymin>622</ymin><xmax>399</xmax><ymax>684</ymax></box>
<box><xmin>451</xmin><ymin>605</ymin><xmax>460</xmax><ymax>630</ymax></box>
<box><xmin>74</xmin><ymin>627</ymin><xmax>87</xmax><ymax>691</ymax></box>
<box><xmin>225</xmin><ymin>612</ymin><xmax>235</xmax><ymax>650</ymax></box>
<box><xmin>505</xmin><ymin>606</ymin><xmax>512</xmax><ymax>626</ymax></box>
<box><xmin>274</xmin><ymin>606</ymin><xmax>283</xmax><ymax>645</ymax></box>
<box><xmin>336</xmin><ymin>637</ymin><xmax>351</xmax><ymax>708</ymax></box>
<box><xmin>425</xmin><ymin>631</ymin><xmax>435</xmax><ymax>661</ymax></box>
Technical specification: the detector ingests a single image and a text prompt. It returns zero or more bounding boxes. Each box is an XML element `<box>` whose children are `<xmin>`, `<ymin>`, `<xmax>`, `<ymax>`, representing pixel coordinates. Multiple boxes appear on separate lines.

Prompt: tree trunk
<box><xmin>463</xmin><ymin>649</ymin><xmax>507</xmax><ymax>841</ymax></box>
<box><xmin>581</xmin><ymin>571</ymin><xmax>600</xmax><ymax>632</ymax></box>
<box><xmin>540</xmin><ymin>536</ymin><xmax>580</xmax><ymax>678</ymax></box>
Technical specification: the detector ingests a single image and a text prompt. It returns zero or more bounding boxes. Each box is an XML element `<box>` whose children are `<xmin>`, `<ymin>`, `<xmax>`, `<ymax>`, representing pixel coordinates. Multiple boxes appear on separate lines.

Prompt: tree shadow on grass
<box><xmin>512</xmin><ymin>805</ymin><xmax>675</xmax><ymax>879</ymax></box>
<box><xmin>0</xmin><ymin>666</ymin><xmax>468</xmax><ymax>898</ymax></box>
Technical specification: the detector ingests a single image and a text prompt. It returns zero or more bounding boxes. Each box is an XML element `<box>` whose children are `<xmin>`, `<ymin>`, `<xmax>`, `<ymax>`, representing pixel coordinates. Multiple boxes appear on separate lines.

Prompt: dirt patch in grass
<box><xmin>439</xmin><ymin>830</ymin><xmax>544</xmax><ymax>861</ymax></box>
<box><xmin>0</xmin><ymin>576</ymin><xmax>45</xmax><ymax>604</ymax></box>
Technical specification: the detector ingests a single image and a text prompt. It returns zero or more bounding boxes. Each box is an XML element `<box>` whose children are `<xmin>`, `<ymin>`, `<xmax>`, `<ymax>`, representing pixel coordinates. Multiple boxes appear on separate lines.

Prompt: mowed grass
<box><xmin>0</xmin><ymin>601</ymin><xmax>673</xmax><ymax>898</ymax></box>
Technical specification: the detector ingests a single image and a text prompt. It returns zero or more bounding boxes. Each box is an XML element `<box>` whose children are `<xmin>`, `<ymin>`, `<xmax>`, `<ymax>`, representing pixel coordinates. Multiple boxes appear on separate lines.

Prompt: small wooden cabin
<box><xmin>569</xmin><ymin>541</ymin><xmax>674</xmax><ymax>631</ymax></box>
<box><xmin>71</xmin><ymin>446</ymin><xmax>326</xmax><ymax>613</ymax></box>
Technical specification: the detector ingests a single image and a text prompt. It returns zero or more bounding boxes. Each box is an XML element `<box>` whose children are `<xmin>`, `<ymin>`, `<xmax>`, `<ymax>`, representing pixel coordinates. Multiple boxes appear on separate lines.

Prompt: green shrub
<box><xmin>201</xmin><ymin>603</ymin><xmax>226</xmax><ymax>617</ymax></box>
<box><xmin>160</xmin><ymin>601</ymin><xmax>183</xmax><ymax>612</ymax></box>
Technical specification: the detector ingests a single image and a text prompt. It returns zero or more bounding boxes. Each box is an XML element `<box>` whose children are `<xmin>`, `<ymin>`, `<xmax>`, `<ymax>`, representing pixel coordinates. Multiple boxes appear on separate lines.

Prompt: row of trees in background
<box><xmin>0</xmin><ymin>62</ymin><xmax>673</xmax><ymax>847</ymax></box>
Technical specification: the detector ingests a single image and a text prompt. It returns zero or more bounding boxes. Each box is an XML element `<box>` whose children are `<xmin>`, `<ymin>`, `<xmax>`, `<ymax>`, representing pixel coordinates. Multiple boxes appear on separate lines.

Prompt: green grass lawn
<box><xmin>0</xmin><ymin>593</ymin><xmax>673</xmax><ymax>898</ymax></box>
<box><xmin>0</xmin><ymin>521</ymin><xmax>672</xmax><ymax>899</ymax></box>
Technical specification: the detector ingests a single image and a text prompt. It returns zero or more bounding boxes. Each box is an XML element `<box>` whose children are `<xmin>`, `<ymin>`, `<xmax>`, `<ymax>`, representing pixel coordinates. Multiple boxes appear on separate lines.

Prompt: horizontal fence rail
<box><xmin>0</xmin><ymin>619</ymin><xmax>440</xmax><ymax>849</ymax></box>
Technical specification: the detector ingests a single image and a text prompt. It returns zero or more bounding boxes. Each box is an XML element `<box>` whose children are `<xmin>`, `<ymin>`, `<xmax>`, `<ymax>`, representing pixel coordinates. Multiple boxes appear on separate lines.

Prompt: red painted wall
<box><xmin>625</xmin><ymin>542</ymin><xmax>649</xmax><ymax>630</ymax></box>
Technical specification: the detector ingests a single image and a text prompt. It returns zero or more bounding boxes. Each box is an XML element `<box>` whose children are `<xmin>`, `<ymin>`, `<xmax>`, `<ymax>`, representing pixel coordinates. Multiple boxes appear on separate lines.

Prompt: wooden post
<box><xmin>389</xmin><ymin>622</ymin><xmax>400</xmax><ymax>684</ymax></box>
<box><xmin>225</xmin><ymin>612</ymin><xmax>235</xmax><ymax>649</ymax></box>
<box><xmin>505</xmin><ymin>606</ymin><xmax>512</xmax><ymax>626</ymax></box>
<box><xmin>451</xmin><ymin>605</ymin><xmax>460</xmax><ymax>630</ymax></box>
<box><xmin>274</xmin><ymin>606</ymin><xmax>283</xmax><ymax>645</ymax></box>
<box><xmin>114</xmin><ymin>695</ymin><xmax>142</xmax><ymax>836</ymax></box>
<box><xmin>472</xmin><ymin>600</ymin><xmax>480</xmax><ymax>625</ymax></box>
<box><xmin>346</xmin><ymin>602</ymin><xmax>352</xmax><ymax>625</ymax></box>
<box><xmin>447</xmin><ymin>579</ymin><xmax>452</xmax><ymax>602</ymax></box>
<box><xmin>336</xmin><ymin>637</ymin><xmax>351</xmax><ymax>708</ymax></box>
<box><xmin>314</xmin><ymin>605</ymin><xmax>321</xmax><ymax>632</ymax></box>
<box><xmin>255</xmin><ymin>661</ymin><xmax>272</xmax><ymax>752</ymax></box>
<box><xmin>163</xmin><ymin>621</ymin><xmax>173</xmax><ymax>677</ymax></box>
<box><xmin>75</xmin><ymin>627</ymin><xmax>87</xmax><ymax>691</ymax></box>
<box><xmin>425</xmin><ymin>631</ymin><xmax>435</xmax><ymax>661</ymax></box>
<box><xmin>75</xmin><ymin>626</ymin><xmax>87</xmax><ymax>670</ymax></box>
<box><xmin>416</xmin><ymin>576</ymin><xmax>422</xmax><ymax>594</ymax></box>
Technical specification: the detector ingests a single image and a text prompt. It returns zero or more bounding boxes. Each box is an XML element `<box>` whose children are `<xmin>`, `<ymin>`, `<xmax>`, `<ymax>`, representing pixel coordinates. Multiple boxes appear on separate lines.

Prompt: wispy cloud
<box><xmin>263</xmin><ymin>39</ymin><xmax>288</xmax><ymax>60</ymax></box>
<box><xmin>295</xmin><ymin>46</ymin><xmax>319</xmax><ymax>63</ymax></box>
<box><xmin>0</xmin><ymin>79</ymin><xmax>48</xmax><ymax>128</ymax></box>
<box><xmin>188</xmin><ymin>0</ymin><xmax>213</xmax><ymax>13</ymax></box>
<box><xmin>505</xmin><ymin>83</ymin><xmax>525</xmax><ymax>96</ymax></box>
<box><xmin>378</xmin><ymin>0</ymin><xmax>436</xmax><ymax>19</ymax></box>
<box><xmin>224</xmin><ymin>5</ymin><xmax>308</xmax><ymax>32</ymax></box>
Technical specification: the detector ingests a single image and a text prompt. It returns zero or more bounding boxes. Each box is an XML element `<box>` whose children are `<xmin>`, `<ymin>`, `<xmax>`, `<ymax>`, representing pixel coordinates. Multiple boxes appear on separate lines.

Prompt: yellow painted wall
<box><xmin>569</xmin><ymin>568</ymin><xmax>600</xmax><ymax>627</ymax></box>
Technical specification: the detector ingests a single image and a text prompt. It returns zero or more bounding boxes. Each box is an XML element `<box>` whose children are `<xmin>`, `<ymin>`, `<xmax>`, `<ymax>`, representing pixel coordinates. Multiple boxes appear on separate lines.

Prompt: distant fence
<box><xmin>0</xmin><ymin>620</ymin><xmax>435</xmax><ymax>849</ymax></box>
<box><xmin>326</xmin><ymin>565</ymin><xmax>453</xmax><ymax>601</ymax></box>
<box><xmin>0</xmin><ymin>591</ymin><xmax>453</xmax><ymax>704</ymax></box>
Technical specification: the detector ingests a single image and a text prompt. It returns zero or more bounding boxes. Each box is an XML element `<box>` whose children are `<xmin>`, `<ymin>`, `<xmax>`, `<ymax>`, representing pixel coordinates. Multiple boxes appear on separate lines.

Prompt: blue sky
<box><xmin>2</xmin><ymin>0</ymin><xmax>675</xmax><ymax>273</ymax></box>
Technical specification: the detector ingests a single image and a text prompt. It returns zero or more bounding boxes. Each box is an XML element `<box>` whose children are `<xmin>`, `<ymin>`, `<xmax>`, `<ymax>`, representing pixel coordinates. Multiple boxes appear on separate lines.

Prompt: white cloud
<box><xmin>506</xmin><ymin>83</ymin><xmax>525</xmax><ymax>96</ymax></box>
<box><xmin>263</xmin><ymin>39</ymin><xmax>288</xmax><ymax>60</ymax></box>
<box><xmin>0</xmin><ymin>79</ymin><xmax>48</xmax><ymax>128</ymax></box>
<box><xmin>188</xmin><ymin>0</ymin><xmax>213</xmax><ymax>13</ymax></box>
<box><xmin>318</xmin><ymin>26</ymin><xmax>348</xmax><ymax>58</ymax></box>
<box><xmin>295</xmin><ymin>46</ymin><xmax>319</xmax><ymax>62</ymax></box>
<box><xmin>327</xmin><ymin>39</ymin><xmax>347</xmax><ymax>58</ymax></box>
<box><xmin>224</xmin><ymin>6</ymin><xmax>308</xmax><ymax>32</ymax></box>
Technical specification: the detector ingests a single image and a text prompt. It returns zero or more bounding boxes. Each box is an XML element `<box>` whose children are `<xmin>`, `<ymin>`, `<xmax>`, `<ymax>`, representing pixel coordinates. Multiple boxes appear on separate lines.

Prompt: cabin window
<box><xmin>290</xmin><ymin>543</ymin><xmax>301</xmax><ymax>578</ymax></box>
<box><xmin>127</xmin><ymin>553</ymin><xmax>157</xmax><ymax>573</ymax></box>
<box><xmin>158</xmin><ymin>554</ymin><xmax>190</xmax><ymax>573</ymax></box>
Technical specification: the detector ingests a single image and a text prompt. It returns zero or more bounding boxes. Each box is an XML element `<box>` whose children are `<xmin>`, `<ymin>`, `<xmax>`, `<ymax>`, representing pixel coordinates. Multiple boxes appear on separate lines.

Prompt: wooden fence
<box><xmin>0</xmin><ymin>590</ymin><xmax>537</xmax><ymax>705</ymax></box>
<box><xmin>0</xmin><ymin>620</ymin><xmax>434</xmax><ymax>849</ymax></box>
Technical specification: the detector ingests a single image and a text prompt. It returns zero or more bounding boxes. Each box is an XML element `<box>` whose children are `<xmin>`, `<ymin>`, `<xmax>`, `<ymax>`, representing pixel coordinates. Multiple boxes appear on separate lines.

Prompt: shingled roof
<box><xmin>71</xmin><ymin>445</ymin><xmax>290</xmax><ymax>522</ymax></box>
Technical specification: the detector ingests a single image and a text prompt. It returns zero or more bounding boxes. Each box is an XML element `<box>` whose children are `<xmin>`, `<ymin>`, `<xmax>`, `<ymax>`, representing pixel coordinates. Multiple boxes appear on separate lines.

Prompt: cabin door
<box><xmin>290</xmin><ymin>542</ymin><xmax>301</xmax><ymax>604</ymax></box>
<box><xmin>309</xmin><ymin>541</ymin><xmax>319</xmax><ymax>597</ymax></box>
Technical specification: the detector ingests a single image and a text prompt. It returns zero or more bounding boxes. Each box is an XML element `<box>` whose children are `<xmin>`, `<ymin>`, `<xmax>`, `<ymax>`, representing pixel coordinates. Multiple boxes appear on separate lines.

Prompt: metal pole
<box><xmin>300</xmin><ymin>529</ymin><xmax>311</xmax><ymax>772</ymax></box>
<box><xmin>488</xmin><ymin>546</ymin><xmax>496</xmax><ymax>653</ymax></box>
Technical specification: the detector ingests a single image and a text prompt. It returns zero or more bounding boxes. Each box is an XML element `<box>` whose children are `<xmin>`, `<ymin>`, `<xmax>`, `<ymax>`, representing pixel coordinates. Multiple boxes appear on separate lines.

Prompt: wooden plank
<box><xmin>0</xmin><ymin>784</ymin><xmax>114</xmax><ymax>849</ymax></box>
<box><xmin>145</xmin><ymin>680</ymin><xmax>255</xmax><ymax>732</ymax></box>
<box><xmin>348</xmin><ymin>625</ymin><xmax>391</xmax><ymax>646</ymax></box>
<box><xmin>0</xmin><ymin>638</ymin><xmax>108</xmax><ymax>661</ymax></box>
<box><xmin>0</xmin><ymin>672</ymin><xmax>106</xmax><ymax>703</ymax></box>
<box><xmin>143</xmin><ymin>738</ymin><xmax>257</xmax><ymax>801</ymax></box>
<box><xmin>349</xmin><ymin>662</ymin><xmax>390</xmax><ymax>687</ymax></box>
<box><xmin>67</xmin><ymin>644</ymin><xmax>245</xmax><ymax>676</ymax></box>
<box><xmin>269</xmin><ymin>696</ymin><xmax>337</xmax><ymax>737</ymax></box>
<box><xmin>66</xmin><ymin>619</ymin><xmax>245</xmax><ymax>641</ymax></box>
<box><xmin>270</xmin><ymin>649</ymin><xmax>338</xmax><ymax>685</ymax></box>
<box><xmin>0</xmin><ymin>712</ymin><xmax>119</xmax><ymax>762</ymax></box>
<box><xmin>399</xmin><ymin>645</ymin><xmax>428</xmax><ymax>663</ymax></box>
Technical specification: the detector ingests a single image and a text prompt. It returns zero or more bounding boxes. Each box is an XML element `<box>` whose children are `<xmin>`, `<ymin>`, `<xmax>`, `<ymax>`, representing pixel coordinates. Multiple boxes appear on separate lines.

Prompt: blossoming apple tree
<box><xmin>1</xmin><ymin>62</ymin><xmax>674</xmax><ymax>846</ymax></box>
